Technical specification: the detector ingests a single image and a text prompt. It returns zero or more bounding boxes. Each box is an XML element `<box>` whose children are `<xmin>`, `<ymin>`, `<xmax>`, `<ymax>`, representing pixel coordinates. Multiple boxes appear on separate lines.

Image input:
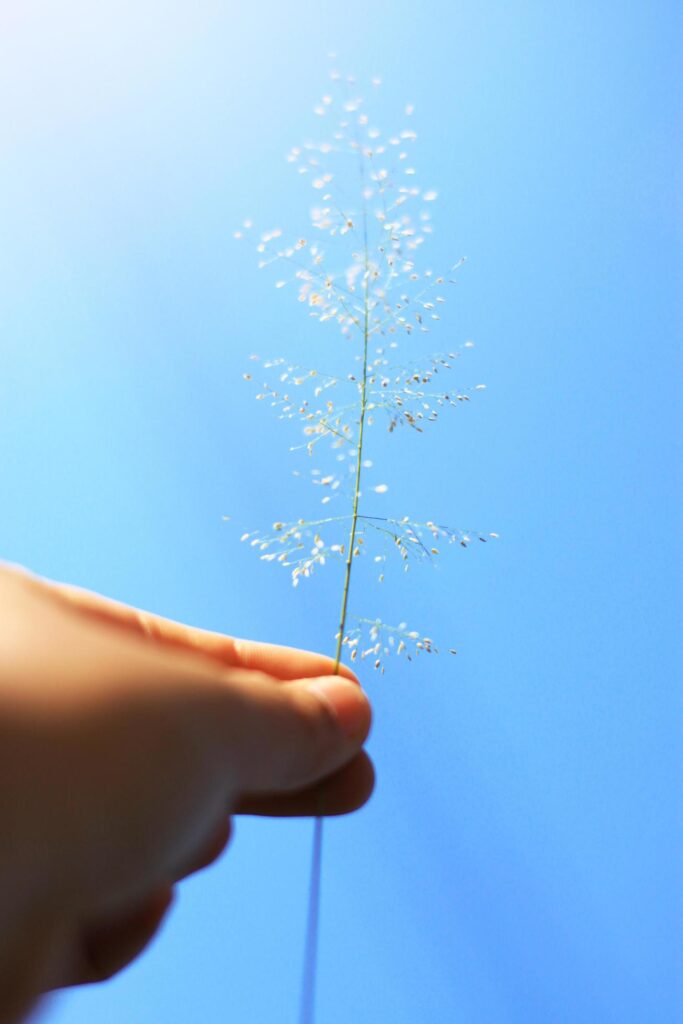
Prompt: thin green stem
<box><xmin>332</xmin><ymin>214</ymin><xmax>371</xmax><ymax>673</ymax></box>
<box><xmin>300</xmin><ymin>164</ymin><xmax>371</xmax><ymax>1024</ymax></box>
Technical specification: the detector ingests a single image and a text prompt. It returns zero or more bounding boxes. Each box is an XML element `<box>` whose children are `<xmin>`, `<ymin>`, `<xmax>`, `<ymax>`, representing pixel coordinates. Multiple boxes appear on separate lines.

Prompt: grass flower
<box><xmin>236</xmin><ymin>73</ymin><xmax>493</xmax><ymax>672</ymax></box>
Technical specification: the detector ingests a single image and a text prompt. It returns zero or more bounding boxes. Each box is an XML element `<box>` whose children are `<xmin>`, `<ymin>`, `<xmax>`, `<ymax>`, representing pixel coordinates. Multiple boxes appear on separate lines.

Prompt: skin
<box><xmin>0</xmin><ymin>563</ymin><xmax>373</xmax><ymax>1024</ymax></box>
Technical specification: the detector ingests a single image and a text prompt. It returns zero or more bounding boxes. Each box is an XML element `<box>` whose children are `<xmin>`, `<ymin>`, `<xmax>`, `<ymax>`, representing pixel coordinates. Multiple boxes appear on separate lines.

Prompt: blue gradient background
<box><xmin>1</xmin><ymin>3</ymin><xmax>681</xmax><ymax>1022</ymax></box>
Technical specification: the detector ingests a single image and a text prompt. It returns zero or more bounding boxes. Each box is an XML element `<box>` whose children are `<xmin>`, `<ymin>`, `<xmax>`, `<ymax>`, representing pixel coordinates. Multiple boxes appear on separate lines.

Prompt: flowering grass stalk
<box><xmin>234</xmin><ymin>67</ymin><xmax>494</xmax><ymax>1023</ymax></box>
<box><xmin>332</xmin><ymin>210</ymin><xmax>371</xmax><ymax>673</ymax></box>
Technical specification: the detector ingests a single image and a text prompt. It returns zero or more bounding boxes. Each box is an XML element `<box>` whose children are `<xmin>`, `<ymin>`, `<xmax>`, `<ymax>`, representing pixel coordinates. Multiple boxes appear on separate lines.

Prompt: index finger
<box><xmin>15</xmin><ymin>565</ymin><xmax>359</xmax><ymax>684</ymax></box>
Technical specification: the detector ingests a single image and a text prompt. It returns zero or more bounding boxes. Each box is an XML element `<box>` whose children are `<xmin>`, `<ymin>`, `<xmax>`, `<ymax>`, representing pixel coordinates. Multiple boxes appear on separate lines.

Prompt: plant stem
<box><xmin>299</xmin><ymin>213</ymin><xmax>371</xmax><ymax>1024</ymax></box>
<box><xmin>332</xmin><ymin>225</ymin><xmax>371</xmax><ymax>672</ymax></box>
<box><xmin>298</xmin><ymin>814</ymin><xmax>323</xmax><ymax>1024</ymax></box>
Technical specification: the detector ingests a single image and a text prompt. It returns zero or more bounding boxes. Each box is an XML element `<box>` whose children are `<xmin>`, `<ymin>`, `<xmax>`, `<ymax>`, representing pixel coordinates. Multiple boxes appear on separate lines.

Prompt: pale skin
<box><xmin>0</xmin><ymin>563</ymin><xmax>373</xmax><ymax>1024</ymax></box>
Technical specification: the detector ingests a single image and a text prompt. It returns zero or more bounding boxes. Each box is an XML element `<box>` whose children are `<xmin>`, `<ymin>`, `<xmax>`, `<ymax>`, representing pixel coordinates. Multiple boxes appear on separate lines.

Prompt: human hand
<box><xmin>0</xmin><ymin>563</ymin><xmax>372</xmax><ymax>1023</ymax></box>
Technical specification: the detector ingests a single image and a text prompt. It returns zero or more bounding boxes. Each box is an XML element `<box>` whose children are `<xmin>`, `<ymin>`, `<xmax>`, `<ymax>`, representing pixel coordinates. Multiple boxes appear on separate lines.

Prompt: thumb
<box><xmin>218</xmin><ymin>673</ymin><xmax>372</xmax><ymax>797</ymax></box>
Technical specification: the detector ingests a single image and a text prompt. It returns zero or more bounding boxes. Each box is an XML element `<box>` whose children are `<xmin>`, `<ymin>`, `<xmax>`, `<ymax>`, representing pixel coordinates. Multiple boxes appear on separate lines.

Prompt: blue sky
<box><xmin>1</xmin><ymin>2</ymin><xmax>681</xmax><ymax>1022</ymax></box>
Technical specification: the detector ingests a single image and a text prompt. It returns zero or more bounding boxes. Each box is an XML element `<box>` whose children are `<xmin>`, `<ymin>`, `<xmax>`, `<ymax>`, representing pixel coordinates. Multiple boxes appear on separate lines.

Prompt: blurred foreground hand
<box><xmin>0</xmin><ymin>563</ymin><xmax>372</xmax><ymax>1024</ymax></box>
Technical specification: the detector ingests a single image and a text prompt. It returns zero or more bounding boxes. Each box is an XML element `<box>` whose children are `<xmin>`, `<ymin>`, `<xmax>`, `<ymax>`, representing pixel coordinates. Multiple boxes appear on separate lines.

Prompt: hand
<box><xmin>0</xmin><ymin>563</ymin><xmax>372</xmax><ymax>1023</ymax></box>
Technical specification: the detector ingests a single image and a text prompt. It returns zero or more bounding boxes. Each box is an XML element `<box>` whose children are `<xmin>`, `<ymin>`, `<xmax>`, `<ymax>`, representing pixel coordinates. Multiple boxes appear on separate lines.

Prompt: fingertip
<box><xmin>225</xmin><ymin>670</ymin><xmax>372</xmax><ymax>796</ymax></box>
<box><xmin>236</xmin><ymin>751</ymin><xmax>376</xmax><ymax>817</ymax></box>
<box><xmin>336</xmin><ymin>661</ymin><xmax>361</xmax><ymax>686</ymax></box>
<box><xmin>303</xmin><ymin>677</ymin><xmax>372</xmax><ymax>744</ymax></box>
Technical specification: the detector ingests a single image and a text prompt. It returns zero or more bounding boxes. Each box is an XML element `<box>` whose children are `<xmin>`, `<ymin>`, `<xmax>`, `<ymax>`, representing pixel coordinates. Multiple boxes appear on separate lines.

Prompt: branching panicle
<box><xmin>234</xmin><ymin>73</ymin><xmax>494</xmax><ymax>664</ymax></box>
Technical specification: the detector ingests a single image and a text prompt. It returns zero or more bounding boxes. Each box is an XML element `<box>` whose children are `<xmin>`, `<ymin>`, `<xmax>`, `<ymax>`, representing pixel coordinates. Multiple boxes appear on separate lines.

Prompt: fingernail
<box><xmin>306</xmin><ymin>678</ymin><xmax>370</xmax><ymax>741</ymax></box>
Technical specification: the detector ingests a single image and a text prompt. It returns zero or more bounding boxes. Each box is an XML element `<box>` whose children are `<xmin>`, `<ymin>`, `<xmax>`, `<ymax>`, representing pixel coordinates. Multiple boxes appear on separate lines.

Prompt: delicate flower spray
<box><xmin>234</xmin><ymin>69</ymin><xmax>495</xmax><ymax>1024</ymax></box>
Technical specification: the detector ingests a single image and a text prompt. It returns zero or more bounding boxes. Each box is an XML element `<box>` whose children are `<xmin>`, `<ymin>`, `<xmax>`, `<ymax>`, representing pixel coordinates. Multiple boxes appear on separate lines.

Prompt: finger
<box><xmin>15</xmin><ymin>564</ymin><xmax>359</xmax><ymax>684</ymax></box>
<box><xmin>220</xmin><ymin>674</ymin><xmax>372</xmax><ymax>795</ymax></box>
<box><xmin>173</xmin><ymin>816</ymin><xmax>232</xmax><ymax>881</ymax></box>
<box><xmin>56</xmin><ymin>886</ymin><xmax>174</xmax><ymax>988</ymax></box>
<box><xmin>220</xmin><ymin>637</ymin><xmax>360</xmax><ymax>685</ymax></box>
<box><xmin>236</xmin><ymin>751</ymin><xmax>375</xmax><ymax>817</ymax></box>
